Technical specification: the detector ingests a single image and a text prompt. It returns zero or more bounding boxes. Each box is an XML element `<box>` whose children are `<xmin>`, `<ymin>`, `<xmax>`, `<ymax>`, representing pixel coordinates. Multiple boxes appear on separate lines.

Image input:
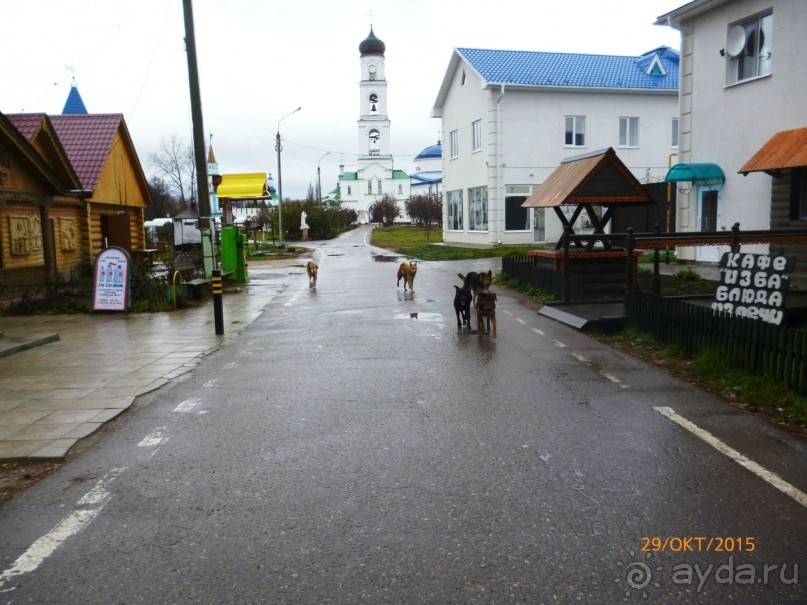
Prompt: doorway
<box><xmin>695</xmin><ymin>189</ymin><xmax>720</xmax><ymax>262</ymax></box>
<box><xmin>100</xmin><ymin>213</ymin><xmax>132</xmax><ymax>251</ymax></box>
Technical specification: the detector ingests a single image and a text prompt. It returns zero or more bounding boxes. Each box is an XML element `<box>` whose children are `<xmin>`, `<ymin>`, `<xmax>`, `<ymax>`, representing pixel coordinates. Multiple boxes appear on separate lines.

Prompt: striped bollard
<box><xmin>212</xmin><ymin>269</ymin><xmax>224</xmax><ymax>335</ymax></box>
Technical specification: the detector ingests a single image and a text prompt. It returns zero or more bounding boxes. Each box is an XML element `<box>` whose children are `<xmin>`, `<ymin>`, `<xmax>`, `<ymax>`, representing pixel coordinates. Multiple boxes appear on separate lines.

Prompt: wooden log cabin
<box><xmin>0</xmin><ymin>104</ymin><xmax>152</xmax><ymax>300</ymax></box>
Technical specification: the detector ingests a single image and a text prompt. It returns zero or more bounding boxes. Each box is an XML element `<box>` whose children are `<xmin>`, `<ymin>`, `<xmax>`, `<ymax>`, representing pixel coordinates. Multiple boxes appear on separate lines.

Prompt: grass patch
<box><xmin>691</xmin><ymin>349</ymin><xmax>807</xmax><ymax>426</ymax></box>
<box><xmin>597</xmin><ymin>328</ymin><xmax>807</xmax><ymax>430</ymax></box>
<box><xmin>493</xmin><ymin>272</ymin><xmax>555</xmax><ymax>303</ymax></box>
<box><xmin>371</xmin><ymin>225</ymin><xmax>538</xmax><ymax>261</ymax></box>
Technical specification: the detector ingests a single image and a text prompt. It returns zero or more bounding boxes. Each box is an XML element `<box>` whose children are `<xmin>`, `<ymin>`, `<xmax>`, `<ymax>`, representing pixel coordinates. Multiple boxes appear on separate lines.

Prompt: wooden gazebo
<box><xmin>522</xmin><ymin>147</ymin><xmax>653</xmax><ymax>298</ymax></box>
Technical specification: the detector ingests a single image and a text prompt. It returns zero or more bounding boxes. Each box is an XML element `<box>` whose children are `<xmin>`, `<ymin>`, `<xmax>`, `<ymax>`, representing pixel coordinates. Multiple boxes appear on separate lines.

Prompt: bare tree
<box><xmin>370</xmin><ymin>194</ymin><xmax>401</xmax><ymax>226</ymax></box>
<box><xmin>148</xmin><ymin>135</ymin><xmax>197</xmax><ymax>209</ymax></box>
<box><xmin>146</xmin><ymin>177</ymin><xmax>181</xmax><ymax>220</ymax></box>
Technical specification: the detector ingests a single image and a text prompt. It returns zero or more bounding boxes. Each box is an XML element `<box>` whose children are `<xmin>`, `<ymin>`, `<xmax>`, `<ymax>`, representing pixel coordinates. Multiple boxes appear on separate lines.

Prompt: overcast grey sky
<box><xmin>3</xmin><ymin>0</ymin><xmax>683</xmax><ymax>199</ymax></box>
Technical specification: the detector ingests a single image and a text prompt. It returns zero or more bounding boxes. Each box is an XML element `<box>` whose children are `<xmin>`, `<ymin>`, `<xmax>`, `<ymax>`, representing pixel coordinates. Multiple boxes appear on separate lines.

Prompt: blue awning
<box><xmin>665</xmin><ymin>163</ymin><xmax>725</xmax><ymax>188</ymax></box>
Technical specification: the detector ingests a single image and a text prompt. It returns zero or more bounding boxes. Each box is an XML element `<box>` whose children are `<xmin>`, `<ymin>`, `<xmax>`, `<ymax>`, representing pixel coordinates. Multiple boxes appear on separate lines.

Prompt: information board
<box><xmin>711</xmin><ymin>252</ymin><xmax>794</xmax><ymax>325</ymax></box>
<box><xmin>93</xmin><ymin>246</ymin><xmax>131</xmax><ymax>312</ymax></box>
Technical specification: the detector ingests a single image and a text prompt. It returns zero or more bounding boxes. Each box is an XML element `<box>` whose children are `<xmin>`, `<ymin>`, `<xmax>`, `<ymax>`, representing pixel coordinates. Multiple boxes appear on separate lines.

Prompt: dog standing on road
<box><xmin>458</xmin><ymin>270</ymin><xmax>493</xmax><ymax>306</ymax></box>
<box><xmin>397</xmin><ymin>261</ymin><xmax>418</xmax><ymax>292</ymax></box>
<box><xmin>453</xmin><ymin>284</ymin><xmax>471</xmax><ymax>330</ymax></box>
<box><xmin>306</xmin><ymin>261</ymin><xmax>318</xmax><ymax>288</ymax></box>
<box><xmin>476</xmin><ymin>289</ymin><xmax>497</xmax><ymax>338</ymax></box>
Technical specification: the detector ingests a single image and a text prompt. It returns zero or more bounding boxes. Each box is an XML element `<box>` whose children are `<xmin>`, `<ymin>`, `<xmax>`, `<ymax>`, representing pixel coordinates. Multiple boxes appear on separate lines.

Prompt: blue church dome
<box><xmin>414</xmin><ymin>142</ymin><xmax>442</xmax><ymax>161</ymax></box>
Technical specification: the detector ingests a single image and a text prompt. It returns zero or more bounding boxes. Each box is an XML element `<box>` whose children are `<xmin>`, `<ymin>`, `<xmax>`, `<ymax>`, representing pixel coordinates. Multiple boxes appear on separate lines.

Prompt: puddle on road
<box><xmin>372</xmin><ymin>254</ymin><xmax>403</xmax><ymax>263</ymax></box>
<box><xmin>394</xmin><ymin>312</ymin><xmax>442</xmax><ymax>322</ymax></box>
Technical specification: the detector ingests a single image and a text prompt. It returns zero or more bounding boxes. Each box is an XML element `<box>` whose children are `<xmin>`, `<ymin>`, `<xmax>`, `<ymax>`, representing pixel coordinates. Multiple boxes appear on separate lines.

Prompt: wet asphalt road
<box><xmin>0</xmin><ymin>226</ymin><xmax>805</xmax><ymax>604</ymax></box>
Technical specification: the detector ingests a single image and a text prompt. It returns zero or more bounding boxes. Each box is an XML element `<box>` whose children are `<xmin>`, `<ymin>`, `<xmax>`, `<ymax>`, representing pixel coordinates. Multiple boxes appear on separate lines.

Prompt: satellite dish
<box><xmin>726</xmin><ymin>25</ymin><xmax>746</xmax><ymax>57</ymax></box>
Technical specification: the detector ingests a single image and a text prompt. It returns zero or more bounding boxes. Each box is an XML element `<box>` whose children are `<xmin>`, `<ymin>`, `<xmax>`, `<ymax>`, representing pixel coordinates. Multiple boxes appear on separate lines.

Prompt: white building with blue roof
<box><xmin>432</xmin><ymin>45</ymin><xmax>679</xmax><ymax>246</ymax></box>
<box><xmin>410</xmin><ymin>141</ymin><xmax>443</xmax><ymax>199</ymax></box>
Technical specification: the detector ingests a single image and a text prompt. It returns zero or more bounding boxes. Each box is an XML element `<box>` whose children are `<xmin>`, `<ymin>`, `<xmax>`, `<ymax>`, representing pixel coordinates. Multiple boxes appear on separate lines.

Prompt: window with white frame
<box><xmin>472</xmin><ymin>120</ymin><xmax>482</xmax><ymax>152</ymax></box>
<box><xmin>447</xmin><ymin>189</ymin><xmax>463</xmax><ymax>230</ymax></box>
<box><xmin>367</xmin><ymin>180</ymin><xmax>372</xmax><ymax>194</ymax></box>
<box><xmin>347</xmin><ymin>185</ymin><xmax>352</xmax><ymax>195</ymax></box>
<box><xmin>727</xmin><ymin>12</ymin><xmax>772</xmax><ymax>84</ymax></box>
<box><xmin>619</xmin><ymin>117</ymin><xmax>639</xmax><ymax>147</ymax></box>
<box><xmin>449</xmin><ymin>130</ymin><xmax>458</xmax><ymax>159</ymax></box>
<box><xmin>398</xmin><ymin>184</ymin><xmax>402</xmax><ymax>194</ymax></box>
<box><xmin>378</xmin><ymin>180</ymin><xmax>382</xmax><ymax>195</ymax></box>
<box><xmin>468</xmin><ymin>186</ymin><xmax>488</xmax><ymax>231</ymax></box>
<box><xmin>671</xmin><ymin>117</ymin><xmax>679</xmax><ymax>148</ymax></box>
<box><xmin>565</xmin><ymin>116</ymin><xmax>585</xmax><ymax>146</ymax></box>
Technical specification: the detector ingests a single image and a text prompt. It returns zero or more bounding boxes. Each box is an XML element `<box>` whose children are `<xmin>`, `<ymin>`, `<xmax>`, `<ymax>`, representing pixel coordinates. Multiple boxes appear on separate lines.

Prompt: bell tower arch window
<box><xmin>369</xmin><ymin>93</ymin><xmax>378</xmax><ymax>114</ymax></box>
<box><xmin>368</xmin><ymin>129</ymin><xmax>380</xmax><ymax>156</ymax></box>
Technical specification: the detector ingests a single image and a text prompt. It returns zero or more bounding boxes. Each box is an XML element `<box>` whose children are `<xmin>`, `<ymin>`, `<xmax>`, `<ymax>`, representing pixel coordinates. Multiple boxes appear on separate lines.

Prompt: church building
<box><xmin>339</xmin><ymin>27</ymin><xmax>410</xmax><ymax>224</ymax></box>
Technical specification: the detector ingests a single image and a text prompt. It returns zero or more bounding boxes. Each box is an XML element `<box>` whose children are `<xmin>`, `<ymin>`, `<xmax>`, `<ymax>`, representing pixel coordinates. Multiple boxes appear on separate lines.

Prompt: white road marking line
<box><xmin>138</xmin><ymin>427</ymin><xmax>167</xmax><ymax>448</ymax></box>
<box><xmin>503</xmin><ymin>310</ymin><xmax>513</xmax><ymax>316</ymax></box>
<box><xmin>203</xmin><ymin>378</ymin><xmax>218</xmax><ymax>389</ymax></box>
<box><xmin>571</xmin><ymin>353</ymin><xmax>590</xmax><ymax>365</ymax></box>
<box><xmin>532</xmin><ymin>328</ymin><xmax>545</xmax><ymax>336</ymax></box>
<box><xmin>599</xmin><ymin>370</ymin><xmax>628</xmax><ymax>389</ymax></box>
<box><xmin>654</xmin><ymin>407</ymin><xmax>807</xmax><ymax>509</ymax></box>
<box><xmin>0</xmin><ymin>468</ymin><xmax>126</xmax><ymax>590</ymax></box>
<box><xmin>174</xmin><ymin>397</ymin><xmax>201</xmax><ymax>413</ymax></box>
<box><xmin>515</xmin><ymin>317</ymin><xmax>526</xmax><ymax>324</ymax></box>
<box><xmin>552</xmin><ymin>340</ymin><xmax>567</xmax><ymax>348</ymax></box>
<box><xmin>223</xmin><ymin>361</ymin><xmax>237</xmax><ymax>370</ymax></box>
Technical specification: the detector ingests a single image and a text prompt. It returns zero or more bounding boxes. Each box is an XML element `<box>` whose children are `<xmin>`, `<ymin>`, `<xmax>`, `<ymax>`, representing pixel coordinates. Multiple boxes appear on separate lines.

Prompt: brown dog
<box><xmin>397</xmin><ymin>261</ymin><xmax>418</xmax><ymax>292</ymax></box>
<box><xmin>306</xmin><ymin>261</ymin><xmax>318</xmax><ymax>288</ymax></box>
<box><xmin>476</xmin><ymin>289</ymin><xmax>497</xmax><ymax>338</ymax></box>
<box><xmin>458</xmin><ymin>270</ymin><xmax>493</xmax><ymax>307</ymax></box>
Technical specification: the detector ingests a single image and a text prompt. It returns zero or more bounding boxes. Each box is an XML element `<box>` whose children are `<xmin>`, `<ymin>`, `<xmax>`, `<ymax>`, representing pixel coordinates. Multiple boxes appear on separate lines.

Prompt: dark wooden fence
<box><xmin>626</xmin><ymin>289</ymin><xmax>807</xmax><ymax>393</ymax></box>
<box><xmin>502</xmin><ymin>256</ymin><xmax>584</xmax><ymax>301</ymax></box>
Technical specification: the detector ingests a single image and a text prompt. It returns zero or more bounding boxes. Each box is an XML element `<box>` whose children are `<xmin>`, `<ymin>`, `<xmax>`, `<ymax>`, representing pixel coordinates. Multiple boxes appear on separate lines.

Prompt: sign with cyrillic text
<box><xmin>711</xmin><ymin>252</ymin><xmax>794</xmax><ymax>325</ymax></box>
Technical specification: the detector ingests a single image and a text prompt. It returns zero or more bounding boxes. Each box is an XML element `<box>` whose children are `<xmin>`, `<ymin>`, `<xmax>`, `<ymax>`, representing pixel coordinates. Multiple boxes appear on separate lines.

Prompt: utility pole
<box><xmin>183</xmin><ymin>0</ymin><xmax>222</xmax><ymax>334</ymax></box>
<box><xmin>182</xmin><ymin>0</ymin><xmax>214</xmax><ymax>275</ymax></box>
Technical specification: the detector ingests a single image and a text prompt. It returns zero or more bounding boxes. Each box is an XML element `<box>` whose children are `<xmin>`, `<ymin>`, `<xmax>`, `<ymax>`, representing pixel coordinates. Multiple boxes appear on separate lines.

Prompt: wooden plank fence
<box><xmin>502</xmin><ymin>256</ymin><xmax>585</xmax><ymax>301</ymax></box>
<box><xmin>626</xmin><ymin>289</ymin><xmax>807</xmax><ymax>393</ymax></box>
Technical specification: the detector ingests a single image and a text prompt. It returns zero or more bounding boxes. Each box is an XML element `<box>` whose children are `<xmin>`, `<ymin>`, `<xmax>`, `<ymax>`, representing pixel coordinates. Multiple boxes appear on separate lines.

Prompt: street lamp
<box><xmin>317</xmin><ymin>152</ymin><xmax>331</xmax><ymax>239</ymax></box>
<box><xmin>275</xmin><ymin>107</ymin><xmax>302</xmax><ymax>247</ymax></box>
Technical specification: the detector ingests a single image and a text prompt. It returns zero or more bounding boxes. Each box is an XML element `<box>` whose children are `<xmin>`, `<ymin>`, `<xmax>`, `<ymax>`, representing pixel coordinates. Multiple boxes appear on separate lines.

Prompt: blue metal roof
<box><xmin>456</xmin><ymin>46</ymin><xmax>679</xmax><ymax>90</ymax></box>
<box><xmin>415</xmin><ymin>143</ymin><xmax>442</xmax><ymax>161</ymax></box>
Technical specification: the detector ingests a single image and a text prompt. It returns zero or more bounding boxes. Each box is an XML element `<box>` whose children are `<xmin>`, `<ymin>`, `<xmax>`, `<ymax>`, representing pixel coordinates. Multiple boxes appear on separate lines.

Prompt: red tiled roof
<box><xmin>49</xmin><ymin>114</ymin><xmax>123</xmax><ymax>192</ymax></box>
<box><xmin>6</xmin><ymin>113</ymin><xmax>47</xmax><ymax>141</ymax></box>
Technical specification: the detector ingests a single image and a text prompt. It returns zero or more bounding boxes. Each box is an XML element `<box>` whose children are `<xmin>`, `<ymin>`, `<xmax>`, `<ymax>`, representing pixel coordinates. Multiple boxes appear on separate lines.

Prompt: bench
<box><xmin>185</xmin><ymin>277</ymin><xmax>211</xmax><ymax>299</ymax></box>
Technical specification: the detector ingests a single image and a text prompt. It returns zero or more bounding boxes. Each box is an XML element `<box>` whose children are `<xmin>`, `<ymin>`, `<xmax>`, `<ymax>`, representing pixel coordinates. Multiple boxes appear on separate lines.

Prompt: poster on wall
<box><xmin>93</xmin><ymin>246</ymin><xmax>131</xmax><ymax>312</ymax></box>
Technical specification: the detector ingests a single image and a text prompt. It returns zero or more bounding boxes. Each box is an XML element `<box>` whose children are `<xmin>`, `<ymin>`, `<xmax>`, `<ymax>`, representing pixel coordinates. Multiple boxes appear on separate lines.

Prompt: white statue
<box><xmin>300</xmin><ymin>211</ymin><xmax>309</xmax><ymax>230</ymax></box>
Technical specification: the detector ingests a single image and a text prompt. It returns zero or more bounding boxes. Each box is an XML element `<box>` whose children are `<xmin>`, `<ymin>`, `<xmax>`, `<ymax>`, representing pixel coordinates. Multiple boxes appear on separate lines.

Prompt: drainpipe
<box><xmin>496</xmin><ymin>84</ymin><xmax>505</xmax><ymax>244</ymax></box>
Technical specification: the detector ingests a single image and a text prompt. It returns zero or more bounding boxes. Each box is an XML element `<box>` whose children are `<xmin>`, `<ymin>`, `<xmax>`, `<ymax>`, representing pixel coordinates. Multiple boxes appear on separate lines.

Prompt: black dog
<box><xmin>453</xmin><ymin>284</ymin><xmax>471</xmax><ymax>330</ymax></box>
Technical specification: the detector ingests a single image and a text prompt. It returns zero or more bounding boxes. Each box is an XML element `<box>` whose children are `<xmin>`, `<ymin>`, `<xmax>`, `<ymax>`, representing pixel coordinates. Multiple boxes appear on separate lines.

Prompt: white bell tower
<box><xmin>357</xmin><ymin>27</ymin><xmax>391</xmax><ymax>160</ymax></box>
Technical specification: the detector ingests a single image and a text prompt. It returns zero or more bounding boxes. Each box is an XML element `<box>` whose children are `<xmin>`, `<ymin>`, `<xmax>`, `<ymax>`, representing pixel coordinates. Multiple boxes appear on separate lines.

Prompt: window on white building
<box><xmin>347</xmin><ymin>186</ymin><xmax>352</xmax><ymax>195</ymax></box>
<box><xmin>450</xmin><ymin>130</ymin><xmax>458</xmax><ymax>159</ymax></box>
<box><xmin>619</xmin><ymin>117</ymin><xmax>639</xmax><ymax>147</ymax></box>
<box><xmin>468</xmin><ymin>186</ymin><xmax>488</xmax><ymax>231</ymax></box>
<box><xmin>671</xmin><ymin>117</ymin><xmax>679</xmax><ymax>148</ymax></box>
<box><xmin>472</xmin><ymin>120</ymin><xmax>482</xmax><ymax>152</ymax></box>
<box><xmin>398</xmin><ymin>184</ymin><xmax>403</xmax><ymax>194</ymax></box>
<box><xmin>378</xmin><ymin>180</ymin><xmax>382</xmax><ymax>195</ymax></box>
<box><xmin>727</xmin><ymin>12</ymin><xmax>772</xmax><ymax>84</ymax></box>
<box><xmin>565</xmin><ymin>116</ymin><xmax>585</xmax><ymax>147</ymax></box>
<box><xmin>447</xmin><ymin>189</ymin><xmax>463</xmax><ymax>230</ymax></box>
<box><xmin>367</xmin><ymin>180</ymin><xmax>372</xmax><ymax>194</ymax></box>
